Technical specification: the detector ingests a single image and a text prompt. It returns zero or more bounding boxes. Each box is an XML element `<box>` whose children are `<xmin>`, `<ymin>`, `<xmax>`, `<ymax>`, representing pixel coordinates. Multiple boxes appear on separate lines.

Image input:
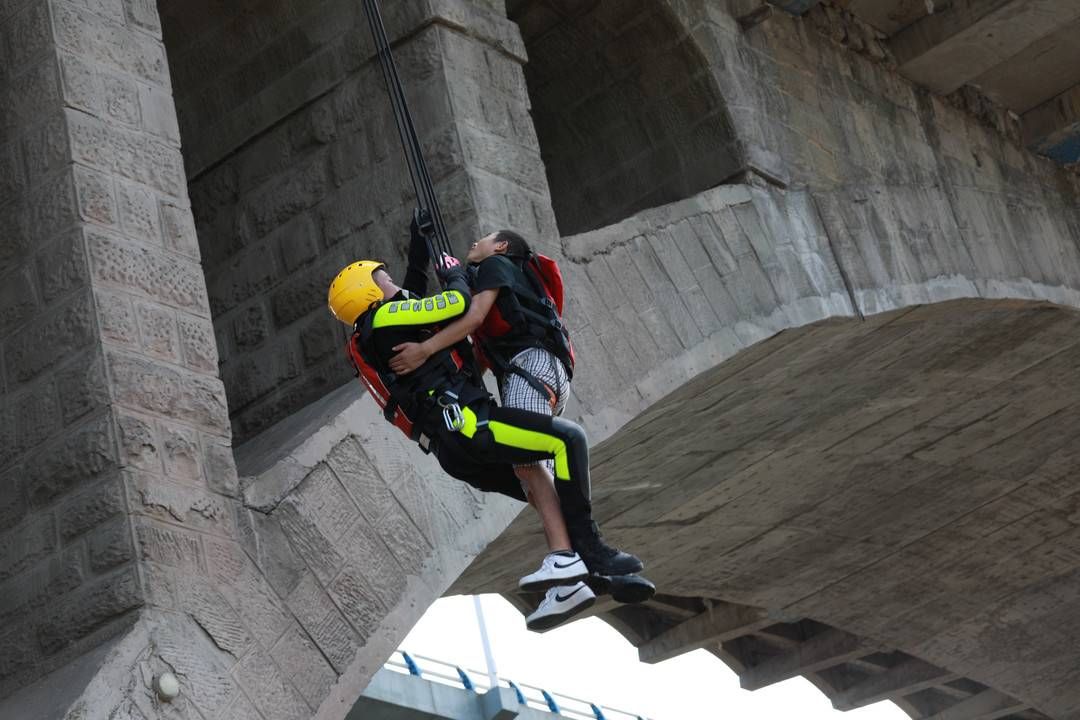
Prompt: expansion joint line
<box><xmin>810</xmin><ymin>192</ymin><xmax>864</xmax><ymax>320</ymax></box>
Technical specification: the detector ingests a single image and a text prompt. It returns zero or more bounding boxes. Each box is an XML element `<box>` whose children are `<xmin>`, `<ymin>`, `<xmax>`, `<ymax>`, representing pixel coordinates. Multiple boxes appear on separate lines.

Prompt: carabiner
<box><xmin>442</xmin><ymin>403</ymin><xmax>465</xmax><ymax>432</ymax></box>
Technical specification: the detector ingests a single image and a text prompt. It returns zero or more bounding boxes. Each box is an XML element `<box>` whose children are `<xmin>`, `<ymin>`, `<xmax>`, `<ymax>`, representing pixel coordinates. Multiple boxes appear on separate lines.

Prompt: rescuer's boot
<box><xmin>569</xmin><ymin>520</ymin><xmax>644</xmax><ymax>577</ymax></box>
<box><xmin>518</xmin><ymin>550</ymin><xmax>589</xmax><ymax>593</ymax></box>
<box><xmin>587</xmin><ymin>573</ymin><xmax>656</xmax><ymax>604</ymax></box>
<box><xmin>525</xmin><ymin>582</ymin><xmax>596</xmax><ymax>632</ymax></box>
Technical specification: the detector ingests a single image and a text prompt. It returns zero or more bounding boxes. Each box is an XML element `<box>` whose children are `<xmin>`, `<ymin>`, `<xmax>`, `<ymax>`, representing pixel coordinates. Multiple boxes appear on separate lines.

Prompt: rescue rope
<box><xmin>360</xmin><ymin>0</ymin><xmax>455</xmax><ymax>281</ymax></box>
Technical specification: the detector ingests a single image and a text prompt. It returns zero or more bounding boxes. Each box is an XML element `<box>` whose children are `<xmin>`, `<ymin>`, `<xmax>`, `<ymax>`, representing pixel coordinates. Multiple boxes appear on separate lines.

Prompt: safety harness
<box><xmin>347</xmin><ymin>300</ymin><xmax>487</xmax><ymax>453</ymax></box>
<box><xmin>476</xmin><ymin>254</ymin><xmax>576</xmax><ymax>407</ymax></box>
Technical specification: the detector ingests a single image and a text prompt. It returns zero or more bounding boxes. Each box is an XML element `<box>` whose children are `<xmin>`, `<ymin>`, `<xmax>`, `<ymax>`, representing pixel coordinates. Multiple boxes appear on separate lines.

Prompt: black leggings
<box><xmin>432</xmin><ymin>402</ymin><xmax>592</xmax><ymax>524</ymax></box>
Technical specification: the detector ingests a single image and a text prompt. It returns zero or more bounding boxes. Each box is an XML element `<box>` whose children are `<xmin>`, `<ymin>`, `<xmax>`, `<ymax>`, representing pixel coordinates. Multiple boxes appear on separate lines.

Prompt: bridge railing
<box><xmin>385</xmin><ymin>650</ymin><xmax>650</xmax><ymax>720</ymax></box>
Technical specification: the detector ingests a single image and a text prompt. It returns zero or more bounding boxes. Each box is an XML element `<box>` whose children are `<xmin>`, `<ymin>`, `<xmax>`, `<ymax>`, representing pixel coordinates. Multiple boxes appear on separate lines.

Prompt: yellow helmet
<box><xmin>328</xmin><ymin>260</ymin><xmax>386</xmax><ymax>325</ymax></box>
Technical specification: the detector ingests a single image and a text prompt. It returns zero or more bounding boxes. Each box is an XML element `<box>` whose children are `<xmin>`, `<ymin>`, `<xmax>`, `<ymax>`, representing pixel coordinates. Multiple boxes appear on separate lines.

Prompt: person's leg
<box><xmin>500</xmin><ymin>348</ymin><xmax>574</xmax><ymax>555</ymax></box>
<box><xmin>460</xmin><ymin>403</ymin><xmax>642</xmax><ymax>576</ymax></box>
<box><xmin>442</xmin><ymin>429</ymin><xmax>572</xmax><ymax>554</ymax></box>
<box><xmin>518</xmin><ymin>463</ymin><xmax>572</xmax><ymax>552</ymax></box>
<box><xmin>434</xmin><ymin>432</ymin><xmax>526</xmax><ymax>501</ymax></box>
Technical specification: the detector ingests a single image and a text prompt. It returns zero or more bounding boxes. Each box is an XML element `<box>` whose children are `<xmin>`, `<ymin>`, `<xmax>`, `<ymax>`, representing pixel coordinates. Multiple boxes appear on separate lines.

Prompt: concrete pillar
<box><xmin>0</xmin><ymin>0</ymin><xmax>252</xmax><ymax>717</ymax></box>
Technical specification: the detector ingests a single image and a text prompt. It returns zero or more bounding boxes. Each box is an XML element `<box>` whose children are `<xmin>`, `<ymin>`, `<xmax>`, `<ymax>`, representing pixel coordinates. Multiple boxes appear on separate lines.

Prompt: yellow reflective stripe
<box><xmin>371</xmin><ymin>290</ymin><xmax>467</xmax><ymax>328</ymax></box>
<box><xmin>456</xmin><ymin>408</ymin><xmax>570</xmax><ymax>480</ymax></box>
<box><xmin>488</xmin><ymin>420</ymin><xmax>570</xmax><ymax>481</ymax></box>
<box><xmin>459</xmin><ymin>406</ymin><xmax>479</xmax><ymax>438</ymax></box>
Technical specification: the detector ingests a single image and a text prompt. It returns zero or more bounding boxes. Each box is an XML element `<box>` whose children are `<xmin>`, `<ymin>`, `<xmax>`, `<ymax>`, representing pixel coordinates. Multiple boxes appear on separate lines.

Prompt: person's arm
<box><xmin>389</xmin><ymin>289</ymin><xmax>498</xmax><ymax>374</ymax></box>
<box><xmin>401</xmin><ymin>209</ymin><xmax>433</xmax><ymax>297</ymax></box>
<box><xmin>372</xmin><ymin>261</ymin><xmax>471</xmax><ymax>330</ymax></box>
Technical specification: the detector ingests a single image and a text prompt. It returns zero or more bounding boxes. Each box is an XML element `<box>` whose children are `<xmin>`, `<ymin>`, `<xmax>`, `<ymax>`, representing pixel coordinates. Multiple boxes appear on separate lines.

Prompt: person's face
<box><xmin>372</xmin><ymin>267</ymin><xmax>395</xmax><ymax>297</ymax></box>
<box><xmin>467</xmin><ymin>232</ymin><xmax>506</xmax><ymax>263</ymax></box>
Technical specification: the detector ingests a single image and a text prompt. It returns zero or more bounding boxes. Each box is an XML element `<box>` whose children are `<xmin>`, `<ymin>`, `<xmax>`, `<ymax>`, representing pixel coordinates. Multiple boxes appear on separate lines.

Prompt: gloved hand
<box><xmin>411</xmin><ymin>207</ymin><xmax>434</xmax><ymax>237</ymax></box>
<box><xmin>408</xmin><ymin>207</ymin><xmax>433</xmax><ymax>270</ymax></box>
<box><xmin>436</xmin><ymin>252</ymin><xmax>460</xmax><ymax>270</ymax></box>
<box><xmin>434</xmin><ymin>252</ymin><xmax>464</xmax><ymax>284</ymax></box>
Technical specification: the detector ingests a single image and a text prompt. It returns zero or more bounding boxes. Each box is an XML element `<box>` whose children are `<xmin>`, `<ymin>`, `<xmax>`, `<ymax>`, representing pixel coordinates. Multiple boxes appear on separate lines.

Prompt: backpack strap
<box><xmin>484</xmin><ymin>255</ymin><xmax>575</xmax><ymax>380</ymax></box>
<box><xmin>509</xmin><ymin>363</ymin><xmax>557</xmax><ymax>410</ymax></box>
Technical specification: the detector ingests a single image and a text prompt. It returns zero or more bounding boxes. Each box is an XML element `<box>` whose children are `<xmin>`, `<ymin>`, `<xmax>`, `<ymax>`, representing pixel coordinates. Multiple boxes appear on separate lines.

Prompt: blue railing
<box><xmin>385</xmin><ymin>650</ymin><xmax>649</xmax><ymax>720</ymax></box>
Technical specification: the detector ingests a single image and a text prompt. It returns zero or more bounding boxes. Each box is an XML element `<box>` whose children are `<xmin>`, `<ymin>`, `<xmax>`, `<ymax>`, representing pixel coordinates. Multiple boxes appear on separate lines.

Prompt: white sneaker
<box><xmin>518</xmin><ymin>551</ymin><xmax>589</xmax><ymax>592</ymax></box>
<box><xmin>525</xmin><ymin>582</ymin><xmax>596</xmax><ymax>632</ymax></box>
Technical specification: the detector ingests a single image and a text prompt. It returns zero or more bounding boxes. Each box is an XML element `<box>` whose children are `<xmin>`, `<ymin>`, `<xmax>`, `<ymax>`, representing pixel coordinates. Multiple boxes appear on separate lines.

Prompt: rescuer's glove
<box><xmin>408</xmin><ymin>207</ymin><xmax>433</xmax><ymax>269</ymax></box>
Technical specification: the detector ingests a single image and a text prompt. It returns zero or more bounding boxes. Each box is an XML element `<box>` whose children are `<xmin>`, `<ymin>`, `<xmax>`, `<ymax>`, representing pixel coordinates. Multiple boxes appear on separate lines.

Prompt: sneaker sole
<box><xmin>526</xmin><ymin>595</ymin><xmax>596</xmax><ymax>633</ymax></box>
<box><xmin>518</xmin><ymin>570</ymin><xmax>590</xmax><ymax>594</ymax></box>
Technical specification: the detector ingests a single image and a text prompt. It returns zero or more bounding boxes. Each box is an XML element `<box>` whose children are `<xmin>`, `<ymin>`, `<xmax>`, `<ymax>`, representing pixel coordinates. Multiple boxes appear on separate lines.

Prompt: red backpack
<box><xmin>346</xmin><ymin>333</ymin><xmax>417</xmax><ymax>440</ymax></box>
<box><xmin>475</xmin><ymin>253</ymin><xmax>575</xmax><ymax>379</ymax></box>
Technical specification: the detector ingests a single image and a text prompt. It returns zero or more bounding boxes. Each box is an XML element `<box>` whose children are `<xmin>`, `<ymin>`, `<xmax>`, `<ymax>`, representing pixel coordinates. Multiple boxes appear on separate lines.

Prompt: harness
<box><xmin>478</xmin><ymin>255</ymin><xmax>575</xmax><ymax>405</ymax></box>
<box><xmin>349</xmin><ymin>306</ymin><xmax>487</xmax><ymax>453</ymax></box>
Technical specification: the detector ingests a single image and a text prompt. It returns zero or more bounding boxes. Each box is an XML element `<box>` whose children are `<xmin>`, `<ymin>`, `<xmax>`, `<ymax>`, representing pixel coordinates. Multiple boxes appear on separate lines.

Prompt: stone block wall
<box><xmin>0</xmin><ymin>0</ymin><xmax>235</xmax><ymax>701</ymax></box>
<box><xmin>229</xmin><ymin>385</ymin><xmax>520</xmax><ymax>720</ymax></box>
<box><xmin>171</xmin><ymin>1</ymin><xmax>557</xmax><ymax>444</ymax></box>
<box><xmin>674</xmin><ymin>0</ymin><xmax>1080</xmax><ymax>314</ymax></box>
<box><xmin>551</xmin><ymin>183</ymin><xmax>855</xmax><ymax>442</ymax></box>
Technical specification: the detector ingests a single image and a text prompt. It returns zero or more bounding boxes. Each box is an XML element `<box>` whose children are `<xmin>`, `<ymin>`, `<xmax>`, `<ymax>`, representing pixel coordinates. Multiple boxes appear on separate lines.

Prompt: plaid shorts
<box><xmin>499</xmin><ymin>347</ymin><xmax>570</xmax><ymax>474</ymax></box>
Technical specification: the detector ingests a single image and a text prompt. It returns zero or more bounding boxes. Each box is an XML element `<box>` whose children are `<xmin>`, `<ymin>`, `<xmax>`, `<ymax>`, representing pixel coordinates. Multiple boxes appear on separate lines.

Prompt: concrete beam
<box><xmin>922</xmin><ymin>689</ymin><xmax>1028</xmax><ymax>720</ymax></box>
<box><xmin>1023</xmin><ymin>84</ymin><xmax>1080</xmax><ymax>164</ymax></box>
<box><xmin>637</xmin><ymin>602</ymin><xmax>771</xmax><ymax>665</ymax></box>
<box><xmin>890</xmin><ymin>0</ymin><xmax>1080</xmax><ymax>95</ymax></box>
<box><xmin>972</xmin><ymin>16</ymin><xmax>1080</xmax><ymax>113</ymax></box>
<box><xmin>838</xmin><ymin>0</ymin><xmax>930</xmax><ymax>35</ymax></box>
<box><xmin>832</xmin><ymin>658</ymin><xmax>959</xmax><ymax>711</ymax></box>
<box><xmin>739</xmin><ymin>629</ymin><xmax>874</xmax><ymax>691</ymax></box>
<box><xmin>642</xmin><ymin>596</ymin><xmax>704</xmax><ymax>620</ymax></box>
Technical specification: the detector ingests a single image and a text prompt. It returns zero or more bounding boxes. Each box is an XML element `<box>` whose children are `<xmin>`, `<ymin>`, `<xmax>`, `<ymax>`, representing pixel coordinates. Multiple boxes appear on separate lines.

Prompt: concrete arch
<box><xmin>457</xmin><ymin>297</ymin><xmax>1080</xmax><ymax>720</ymax></box>
<box><xmin>506</xmin><ymin>0</ymin><xmax>742</xmax><ymax>235</ymax></box>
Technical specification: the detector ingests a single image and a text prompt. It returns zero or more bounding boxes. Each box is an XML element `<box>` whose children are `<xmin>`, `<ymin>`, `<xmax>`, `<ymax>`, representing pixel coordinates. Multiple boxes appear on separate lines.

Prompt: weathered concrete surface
<box><xmin>771</xmin><ymin>0</ymin><xmax>1080</xmax><ymax>163</ymax></box>
<box><xmin>888</xmin><ymin>0</ymin><xmax>1080</xmax><ymax>96</ymax></box>
<box><xmin>457</xmin><ymin>299</ymin><xmax>1080</xmax><ymax>719</ymax></box>
<box><xmin>230</xmin><ymin>387</ymin><xmax>519</xmax><ymax>720</ymax></box>
<box><xmin>0</xmin><ymin>0</ymin><xmax>239</xmax><ymax>712</ymax></box>
<box><xmin>0</xmin><ymin>378</ymin><xmax>519</xmax><ymax>720</ymax></box>
<box><xmin>171</xmin><ymin>0</ymin><xmax>553</xmax><ymax>445</ymax></box>
<box><xmin>6</xmin><ymin>0</ymin><xmax>1080</xmax><ymax>718</ymax></box>
<box><xmin>1</xmin><ymin>1</ymin><xmax>524</xmax><ymax>718</ymax></box>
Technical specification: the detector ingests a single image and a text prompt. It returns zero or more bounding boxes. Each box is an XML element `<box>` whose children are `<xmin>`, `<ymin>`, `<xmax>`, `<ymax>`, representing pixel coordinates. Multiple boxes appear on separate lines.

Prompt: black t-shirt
<box><xmin>471</xmin><ymin>255</ymin><xmax>545</xmax><ymax>368</ymax></box>
<box><xmin>471</xmin><ymin>255</ymin><xmax>518</xmax><ymax>294</ymax></box>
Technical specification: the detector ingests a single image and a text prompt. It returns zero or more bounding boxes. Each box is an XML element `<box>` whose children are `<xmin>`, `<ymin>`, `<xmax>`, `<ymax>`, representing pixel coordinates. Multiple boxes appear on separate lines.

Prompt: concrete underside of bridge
<box><xmin>455</xmin><ymin>298</ymin><xmax>1080</xmax><ymax>719</ymax></box>
<box><xmin>4</xmin><ymin>0</ymin><xmax>1080</xmax><ymax>719</ymax></box>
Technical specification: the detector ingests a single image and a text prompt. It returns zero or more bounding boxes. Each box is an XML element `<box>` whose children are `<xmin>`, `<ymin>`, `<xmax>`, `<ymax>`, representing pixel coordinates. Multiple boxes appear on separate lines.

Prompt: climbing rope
<box><xmin>360</xmin><ymin>0</ymin><xmax>454</xmax><ymax>281</ymax></box>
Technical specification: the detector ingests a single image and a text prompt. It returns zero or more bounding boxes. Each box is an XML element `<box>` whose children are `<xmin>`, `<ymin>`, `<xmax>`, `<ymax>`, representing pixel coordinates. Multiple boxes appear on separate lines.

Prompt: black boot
<box><xmin>569</xmin><ymin>519</ymin><xmax>643</xmax><ymax>576</ymax></box>
<box><xmin>587</xmin><ymin>573</ymin><xmax>656</xmax><ymax>604</ymax></box>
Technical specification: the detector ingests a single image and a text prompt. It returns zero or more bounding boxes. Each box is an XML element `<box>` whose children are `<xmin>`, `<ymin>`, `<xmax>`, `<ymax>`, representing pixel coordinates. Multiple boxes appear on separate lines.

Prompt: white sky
<box><xmin>401</xmin><ymin>594</ymin><xmax>910</xmax><ymax>720</ymax></box>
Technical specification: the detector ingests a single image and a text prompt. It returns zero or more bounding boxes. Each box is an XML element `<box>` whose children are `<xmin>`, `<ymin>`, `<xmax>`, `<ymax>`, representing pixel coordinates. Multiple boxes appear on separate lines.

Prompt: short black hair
<box><xmin>492</xmin><ymin>230</ymin><xmax>530</xmax><ymax>259</ymax></box>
